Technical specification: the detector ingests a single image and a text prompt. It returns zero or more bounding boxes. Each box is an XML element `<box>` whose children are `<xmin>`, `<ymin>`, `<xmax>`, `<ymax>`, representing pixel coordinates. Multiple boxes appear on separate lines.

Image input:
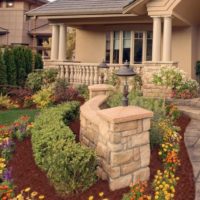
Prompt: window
<box><xmin>6</xmin><ymin>0</ymin><xmax>14</xmax><ymax>7</ymax></box>
<box><xmin>106</xmin><ymin>30</ymin><xmax>153</xmax><ymax>64</ymax></box>
<box><xmin>123</xmin><ymin>31</ymin><xmax>131</xmax><ymax>63</ymax></box>
<box><xmin>105</xmin><ymin>32</ymin><xmax>110</xmax><ymax>63</ymax></box>
<box><xmin>134</xmin><ymin>32</ymin><xmax>143</xmax><ymax>63</ymax></box>
<box><xmin>146</xmin><ymin>31</ymin><xmax>153</xmax><ymax>61</ymax></box>
<box><xmin>113</xmin><ymin>31</ymin><xmax>119</xmax><ymax>63</ymax></box>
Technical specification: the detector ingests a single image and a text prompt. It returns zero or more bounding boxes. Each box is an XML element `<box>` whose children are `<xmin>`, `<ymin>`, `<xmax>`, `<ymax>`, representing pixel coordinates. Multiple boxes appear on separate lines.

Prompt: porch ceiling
<box><xmin>173</xmin><ymin>0</ymin><xmax>200</xmax><ymax>26</ymax></box>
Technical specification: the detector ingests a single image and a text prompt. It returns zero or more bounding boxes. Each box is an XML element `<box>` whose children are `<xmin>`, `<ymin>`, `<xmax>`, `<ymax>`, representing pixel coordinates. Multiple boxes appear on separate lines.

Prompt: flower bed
<box><xmin>3</xmin><ymin>113</ymin><xmax>193</xmax><ymax>200</ymax></box>
<box><xmin>0</xmin><ymin>116</ymin><xmax>45</xmax><ymax>199</ymax></box>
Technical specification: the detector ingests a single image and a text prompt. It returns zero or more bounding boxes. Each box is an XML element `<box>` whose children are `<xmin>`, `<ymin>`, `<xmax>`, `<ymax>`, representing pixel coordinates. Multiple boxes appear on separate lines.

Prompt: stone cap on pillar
<box><xmin>89</xmin><ymin>84</ymin><xmax>114</xmax><ymax>99</ymax></box>
<box><xmin>89</xmin><ymin>84</ymin><xmax>114</xmax><ymax>92</ymax></box>
<box><xmin>97</xmin><ymin>106</ymin><xmax>153</xmax><ymax>123</ymax></box>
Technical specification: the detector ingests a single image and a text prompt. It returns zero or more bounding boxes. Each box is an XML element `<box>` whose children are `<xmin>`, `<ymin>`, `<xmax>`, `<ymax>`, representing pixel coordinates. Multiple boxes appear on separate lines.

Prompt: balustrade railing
<box><xmin>44</xmin><ymin>60</ymin><xmax>144</xmax><ymax>85</ymax></box>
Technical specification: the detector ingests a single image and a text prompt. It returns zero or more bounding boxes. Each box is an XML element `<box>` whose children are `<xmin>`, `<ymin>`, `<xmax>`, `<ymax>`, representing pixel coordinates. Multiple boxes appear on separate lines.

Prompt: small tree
<box><xmin>4</xmin><ymin>48</ymin><xmax>16</xmax><ymax>85</ymax></box>
<box><xmin>13</xmin><ymin>46</ymin><xmax>27</xmax><ymax>86</ymax></box>
<box><xmin>0</xmin><ymin>49</ymin><xmax>7</xmax><ymax>85</ymax></box>
<box><xmin>34</xmin><ymin>53</ymin><xmax>43</xmax><ymax>69</ymax></box>
<box><xmin>152</xmin><ymin>66</ymin><xmax>185</xmax><ymax>107</ymax></box>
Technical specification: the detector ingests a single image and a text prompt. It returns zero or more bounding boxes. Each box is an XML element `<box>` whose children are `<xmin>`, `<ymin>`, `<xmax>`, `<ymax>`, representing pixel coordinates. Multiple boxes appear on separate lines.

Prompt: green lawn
<box><xmin>0</xmin><ymin>109</ymin><xmax>39</xmax><ymax>125</ymax></box>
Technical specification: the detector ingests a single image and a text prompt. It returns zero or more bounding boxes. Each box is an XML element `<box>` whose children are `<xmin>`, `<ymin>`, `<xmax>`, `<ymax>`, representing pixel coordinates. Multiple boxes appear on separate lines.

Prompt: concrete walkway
<box><xmin>179</xmin><ymin>106</ymin><xmax>200</xmax><ymax>200</ymax></box>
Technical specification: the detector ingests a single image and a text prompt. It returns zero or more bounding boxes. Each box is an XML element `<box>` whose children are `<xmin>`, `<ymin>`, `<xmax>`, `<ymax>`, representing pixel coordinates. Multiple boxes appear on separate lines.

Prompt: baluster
<box><xmin>63</xmin><ymin>65</ymin><xmax>66</xmax><ymax>79</ymax></box>
<box><xmin>70</xmin><ymin>65</ymin><xmax>74</xmax><ymax>84</ymax></box>
<box><xmin>82</xmin><ymin>66</ymin><xmax>86</xmax><ymax>85</ymax></box>
<box><xmin>73</xmin><ymin>65</ymin><xmax>77</xmax><ymax>84</ymax></box>
<box><xmin>85</xmin><ymin>66</ymin><xmax>88</xmax><ymax>85</ymax></box>
<box><xmin>65</xmin><ymin>65</ymin><xmax>69</xmax><ymax>83</ymax></box>
<box><xmin>89</xmin><ymin>66</ymin><xmax>94</xmax><ymax>85</ymax></box>
<box><xmin>76</xmin><ymin>65</ymin><xmax>79</xmax><ymax>85</ymax></box>
<box><xmin>94</xmin><ymin>66</ymin><xmax>99</xmax><ymax>84</ymax></box>
<box><xmin>58</xmin><ymin>65</ymin><xmax>61</xmax><ymax>79</ymax></box>
<box><xmin>78</xmin><ymin>65</ymin><xmax>81</xmax><ymax>85</ymax></box>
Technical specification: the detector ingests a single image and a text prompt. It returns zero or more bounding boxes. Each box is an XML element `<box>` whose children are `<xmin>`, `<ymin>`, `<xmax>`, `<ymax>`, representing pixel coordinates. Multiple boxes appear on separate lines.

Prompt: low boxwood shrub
<box><xmin>31</xmin><ymin>102</ymin><xmax>97</xmax><ymax>195</ymax></box>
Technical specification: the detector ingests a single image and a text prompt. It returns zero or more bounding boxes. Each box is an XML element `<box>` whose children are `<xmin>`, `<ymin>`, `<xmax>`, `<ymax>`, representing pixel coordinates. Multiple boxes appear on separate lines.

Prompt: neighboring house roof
<box><xmin>26</xmin><ymin>0</ymin><xmax>136</xmax><ymax>16</ymax></box>
<box><xmin>0</xmin><ymin>27</ymin><xmax>9</xmax><ymax>35</ymax></box>
<box><xmin>28</xmin><ymin>23</ymin><xmax>52</xmax><ymax>36</ymax></box>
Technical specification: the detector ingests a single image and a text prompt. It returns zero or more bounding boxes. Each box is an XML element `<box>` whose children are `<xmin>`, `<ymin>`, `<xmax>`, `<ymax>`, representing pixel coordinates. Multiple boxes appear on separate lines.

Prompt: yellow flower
<box><xmin>31</xmin><ymin>191</ymin><xmax>38</xmax><ymax>197</ymax></box>
<box><xmin>24</xmin><ymin>187</ymin><xmax>31</xmax><ymax>192</ymax></box>
<box><xmin>88</xmin><ymin>196</ymin><xmax>94</xmax><ymax>200</ymax></box>
<box><xmin>99</xmin><ymin>192</ymin><xmax>104</xmax><ymax>197</ymax></box>
<box><xmin>39</xmin><ymin>195</ymin><xmax>45</xmax><ymax>199</ymax></box>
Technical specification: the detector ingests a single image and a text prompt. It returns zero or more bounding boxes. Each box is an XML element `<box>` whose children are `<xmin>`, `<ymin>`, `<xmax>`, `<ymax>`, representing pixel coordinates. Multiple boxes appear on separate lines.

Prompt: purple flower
<box><xmin>3</xmin><ymin>168</ymin><xmax>12</xmax><ymax>182</ymax></box>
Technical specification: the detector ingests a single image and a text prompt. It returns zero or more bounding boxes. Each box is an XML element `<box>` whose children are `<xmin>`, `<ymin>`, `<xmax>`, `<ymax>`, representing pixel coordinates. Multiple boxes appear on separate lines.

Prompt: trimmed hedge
<box><xmin>31</xmin><ymin>102</ymin><xmax>97</xmax><ymax>195</ymax></box>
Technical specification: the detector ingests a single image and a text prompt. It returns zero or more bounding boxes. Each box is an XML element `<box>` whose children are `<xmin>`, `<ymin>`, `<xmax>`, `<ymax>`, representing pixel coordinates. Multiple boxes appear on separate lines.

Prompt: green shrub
<box><xmin>42</xmin><ymin>68</ymin><xmax>58</xmax><ymax>85</ymax></box>
<box><xmin>76</xmin><ymin>84</ymin><xmax>89</xmax><ymax>100</ymax></box>
<box><xmin>0</xmin><ymin>49</ymin><xmax>7</xmax><ymax>85</ymax></box>
<box><xmin>32</xmin><ymin>87</ymin><xmax>53</xmax><ymax>108</ymax></box>
<box><xmin>34</xmin><ymin>53</ymin><xmax>43</xmax><ymax>69</ymax></box>
<box><xmin>26</xmin><ymin>68</ymin><xmax>58</xmax><ymax>92</ymax></box>
<box><xmin>26</xmin><ymin>71</ymin><xmax>43</xmax><ymax>92</ymax></box>
<box><xmin>3</xmin><ymin>48</ymin><xmax>16</xmax><ymax>85</ymax></box>
<box><xmin>31</xmin><ymin>102</ymin><xmax>97</xmax><ymax>195</ymax></box>
<box><xmin>47</xmin><ymin>141</ymin><xmax>97</xmax><ymax>194</ymax></box>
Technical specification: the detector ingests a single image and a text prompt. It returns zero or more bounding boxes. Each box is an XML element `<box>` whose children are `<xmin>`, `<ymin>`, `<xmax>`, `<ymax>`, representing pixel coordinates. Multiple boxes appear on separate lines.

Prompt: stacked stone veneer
<box><xmin>142</xmin><ymin>62</ymin><xmax>178</xmax><ymax>97</ymax></box>
<box><xmin>80</xmin><ymin>84</ymin><xmax>153</xmax><ymax>191</ymax></box>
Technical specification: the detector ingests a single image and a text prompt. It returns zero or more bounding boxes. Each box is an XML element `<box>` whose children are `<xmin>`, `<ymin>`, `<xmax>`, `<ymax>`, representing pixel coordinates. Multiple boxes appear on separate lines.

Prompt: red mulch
<box><xmin>8</xmin><ymin>114</ymin><xmax>195</xmax><ymax>200</ymax></box>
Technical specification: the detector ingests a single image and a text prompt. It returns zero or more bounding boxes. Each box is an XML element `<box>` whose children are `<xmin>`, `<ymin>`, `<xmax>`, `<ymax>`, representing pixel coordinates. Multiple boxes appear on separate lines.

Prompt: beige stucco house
<box><xmin>0</xmin><ymin>0</ymin><xmax>51</xmax><ymax>54</ymax></box>
<box><xmin>26</xmin><ymin>0</ymin><xmax>200</xmax><ymax>93</ymax></box>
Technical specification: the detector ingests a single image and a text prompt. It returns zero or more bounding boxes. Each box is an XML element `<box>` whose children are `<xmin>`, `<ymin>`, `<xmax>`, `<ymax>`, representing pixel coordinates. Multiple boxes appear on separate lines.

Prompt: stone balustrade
<box><xmin>80</xmin><ymin>84</ymin><xmax>153</xmax><ymax>191</ymax></box>
<box><xmin>43</xmin><ymin>60</ymin><xmax>143</xmax><ymax>86</ymax></box>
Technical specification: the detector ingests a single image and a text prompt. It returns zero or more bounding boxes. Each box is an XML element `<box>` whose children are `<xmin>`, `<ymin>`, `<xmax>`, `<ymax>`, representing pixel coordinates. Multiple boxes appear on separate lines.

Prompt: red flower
<box><xmin>20</xmin><ymin>115</ymin><xmax>29</xmax><ymax>121</ymax></box>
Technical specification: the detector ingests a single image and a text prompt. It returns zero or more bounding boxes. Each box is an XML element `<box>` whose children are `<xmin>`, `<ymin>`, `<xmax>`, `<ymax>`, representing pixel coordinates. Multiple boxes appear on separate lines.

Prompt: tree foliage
<box><xmin>0</xmin><ymin>49</ymin><xmax>7</xmax><ymax>85</ymax></box>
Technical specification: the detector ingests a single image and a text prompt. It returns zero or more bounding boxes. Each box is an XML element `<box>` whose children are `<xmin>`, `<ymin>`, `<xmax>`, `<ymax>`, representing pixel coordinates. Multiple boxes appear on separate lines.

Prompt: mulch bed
<box><xmin>8</xmin><ymin>114</ymin><xmax>195</xmax><ymax>200</ymax></box>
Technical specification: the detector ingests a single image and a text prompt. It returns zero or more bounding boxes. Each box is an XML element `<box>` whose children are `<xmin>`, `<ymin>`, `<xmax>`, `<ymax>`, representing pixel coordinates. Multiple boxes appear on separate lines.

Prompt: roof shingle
<box><xmin>27</xmin><ymin>0</ymin><xmax>136</xmax><ymax>16</ymax></box>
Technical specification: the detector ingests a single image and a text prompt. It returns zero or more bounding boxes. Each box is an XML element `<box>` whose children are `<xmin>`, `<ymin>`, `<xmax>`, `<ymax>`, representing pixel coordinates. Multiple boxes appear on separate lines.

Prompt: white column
<box><xmin>163</xmin><ymin>16</ymin><xmax>172</xmax><ymax>62</ymax></box>
<box><xmin>51</xmin><ymin>24</ymin><xmax>59</xmax><ymax>60</ymax></box>
<box><xmin>152</xmin><ymin>17</ymin><xmax>162</xmax><ymax>62</ymax></box>
<box><xmin>58</xmin><ymin>24</ymin><xmax>67</xmax><ymax>61</ymax></box>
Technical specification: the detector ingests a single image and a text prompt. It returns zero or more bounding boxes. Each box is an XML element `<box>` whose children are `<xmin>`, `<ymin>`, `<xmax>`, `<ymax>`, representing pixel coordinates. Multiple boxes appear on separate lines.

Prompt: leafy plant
<box><xmin>31</xmin><ymin>102</ymin><xmax>97</xmax><ymax>195</ymax></box>
<box><xmin>42</xmin><ymin>68</ymin><xmax>58</xmax><ymax>85</ymax></box>
<box><xmin>7</xmin><ymin>87</ymin><xmax>33</xmax><ymax>106</ymax></box>
<box><xmin>32</xmin><ymin>87</ymin><xmax>53</xmax><ymax>108</ymax></box>
<box><xmin>0</xmin><ymin>94</ymin><xmax>17</xmax><ymax>109</ymax></box>
<box><xmin>26</xmin><ymin>71</ymin><xmax>43</xmax><ymax>92</ymax></box>
<box><xmin>122</xmin><ymin>181</ymin><xmax>151</xmax><ymax>200</ymax></box>
<box><xmin>76</xmin><ymin>84</ymin><xmax>89</xmax><ymax>100</ymax></box>
<box><xmin>172</xmin><ymin>79</ymin><xmax>199</xmax><ymax>99</ymax></box>
<box><xmin>53</xmin><ymin>79</ymin><xmax>78</xmax><ymax>103</ymax></box>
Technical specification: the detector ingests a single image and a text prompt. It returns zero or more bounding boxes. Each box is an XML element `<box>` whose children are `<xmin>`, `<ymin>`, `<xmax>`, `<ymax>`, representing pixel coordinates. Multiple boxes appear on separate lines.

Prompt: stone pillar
<box><xmin>51</xmin><ymin>24</ymin><xmax>59</xmax><ymax>61</ymax></box>
<box><xmin>58</xmin><ymin>24</ymin><xmax>67</xmax><ymax>61</ymax></box>
<box><xmin>162</xmin><ymin>16</ymin><xmax>172</xmax><ymax>62</ymax></box>
<box><xmin>80</xmin><ymin>93</ymin><xmax>153</xmax><ymax>191</ymax></box>
<box><xmin>88</xmin><ymin>84</ymin><xmax>114</xmax><ymax>99</ymax></box>
<box><xmin>152</xmin><ymin>17</ymin><xmax>162</xmax><ymax>62</ymax></box>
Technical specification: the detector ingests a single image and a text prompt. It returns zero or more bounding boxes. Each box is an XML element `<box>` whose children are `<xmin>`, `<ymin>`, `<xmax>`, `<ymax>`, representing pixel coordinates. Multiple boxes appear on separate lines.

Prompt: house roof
<box><xmin>26</xmin><ymin>0</ymin><xmax>136</xmax><ymax>17</ymax></box>
<box><xmin>0</xmin><ymin>27</ymin><xmax>9</xmax><ymax>35</ymax></box>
